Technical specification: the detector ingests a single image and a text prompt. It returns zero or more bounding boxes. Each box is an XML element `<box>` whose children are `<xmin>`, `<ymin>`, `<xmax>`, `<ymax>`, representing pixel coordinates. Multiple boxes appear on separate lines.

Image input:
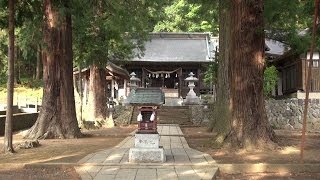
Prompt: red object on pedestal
<box><xmin>137</xmin><ymin>106</ymin><xmax>158</xmax><ymax>133</ymax></box>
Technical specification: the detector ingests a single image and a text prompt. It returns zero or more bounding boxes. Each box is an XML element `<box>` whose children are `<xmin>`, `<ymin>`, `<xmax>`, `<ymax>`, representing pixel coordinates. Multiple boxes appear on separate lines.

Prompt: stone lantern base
<box><xmin>129</xmin><ymin>133</ymin><xmax>166</xmax><ymax>163</ymax></box>
<box><xmin>184</xmin><ymin>93</ymin><xmax>200</xmax><ymax>105</ymax></box>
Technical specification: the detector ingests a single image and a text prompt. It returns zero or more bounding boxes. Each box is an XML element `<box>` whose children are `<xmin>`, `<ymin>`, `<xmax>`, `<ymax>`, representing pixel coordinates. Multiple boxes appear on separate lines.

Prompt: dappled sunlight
<box><xmin>245</xmin><ymin>155</ymin><xmax>262</xmax><ymax>161</ymax></box>
<box><xmin>213</xmin><ymin>151</ymin><xmax>226</xmax><ymax>157</ymax></box>
<box><xmin>24</xmin><ymin>152</ymin><xmax>83</xmax><ymax>164</ymax></box>
<box><xmin>179</xmin><ymin>169</ymin><xmax>196</xmax><ymax>175</ymax></box>
<box><xmin>249</xmin><ymin>163</ymin><xmax>267</xmax><ymax>173</ymax></box>
<box><xmin>280</xmin><ymin>146</ymin><xmax>299</xmax><ymax>155</ymax></box>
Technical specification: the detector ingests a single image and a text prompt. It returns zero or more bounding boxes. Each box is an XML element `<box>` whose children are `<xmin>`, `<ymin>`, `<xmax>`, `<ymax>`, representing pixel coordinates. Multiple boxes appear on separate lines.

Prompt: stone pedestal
<box><xmin>129</xmin><ymin>133</ymin><xmax>166</xmax><ymax>163</ymax></box>
<box><xmin>185</xmin><ymin>89</ymin><xmax>200</xmax><ymax>105</ymax></box>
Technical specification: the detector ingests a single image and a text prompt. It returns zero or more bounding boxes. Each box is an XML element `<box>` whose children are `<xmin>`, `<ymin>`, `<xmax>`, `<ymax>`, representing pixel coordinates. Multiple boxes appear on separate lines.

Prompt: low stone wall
<box><xmin>0</xmin><ymin>113</ymin><xmax>38</xmax><ymax>135</ymax></box>
<box><xmin>0</xmin><ymin>106</ymin><xmax>20</xmax><ymax>115</ymax></box>
<box><xmin>189</xmin><ymin>105</ymin><xmax>211</xmax><ymax>126</ymax></box>
<box><xmin>189</xmin><ymin>99</ymin><xmax>320</xmax><ymax>131</ymax></box>
<box><xmin>266</xmin><ymin>98</ymin><xmax>320</xmax><ymax>130</ymax></box>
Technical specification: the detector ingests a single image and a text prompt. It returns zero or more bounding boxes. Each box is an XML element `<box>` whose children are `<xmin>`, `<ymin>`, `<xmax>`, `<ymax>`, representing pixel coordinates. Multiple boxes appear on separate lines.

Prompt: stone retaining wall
<box><xmin>189</xmin><ymin>105</ymin><xmax>211</xmax><ymax>126</ymax></box>
<box><xmin>189</xmin><ymin>99</ymin><xmax>320</xmax><ymax>131</ymax></box>
<box><xmin>0</xmin><ymin>113</ymin><xmax>38</xmax><ymax>135</ymax></box>
<box><xmin>266</xmin><ymin>98</ymin><xmax>320</xmax><ymax>130</ymax></box>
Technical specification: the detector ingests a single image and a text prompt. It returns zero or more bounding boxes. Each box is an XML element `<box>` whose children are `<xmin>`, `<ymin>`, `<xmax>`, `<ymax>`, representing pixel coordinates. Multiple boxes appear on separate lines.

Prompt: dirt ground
<box><xmin>0</xmin><ymin>125</ymin><xmax>136</xmax><ymax>180</ymax></box>
<box><xmin>181</xmin><ymin>127</ymin><xmax>320</xmax><ymax>179</ymax></box>
<box><xmin>0</xmin><ymin>125</ymin><xmax>319</xmax><ymax>179</ymax></box>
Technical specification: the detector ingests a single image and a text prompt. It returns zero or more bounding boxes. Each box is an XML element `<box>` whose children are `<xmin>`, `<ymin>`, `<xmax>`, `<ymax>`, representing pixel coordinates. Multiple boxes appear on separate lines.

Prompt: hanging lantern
<box><xmin>165</xmin><ymin>74</ymin><xmax>168</xmax><ymax>78</ymax></box>
<box><xmin>168</xmin><ymin>73</ymin><xmax>170</xmax><ymax>78</ymax></box>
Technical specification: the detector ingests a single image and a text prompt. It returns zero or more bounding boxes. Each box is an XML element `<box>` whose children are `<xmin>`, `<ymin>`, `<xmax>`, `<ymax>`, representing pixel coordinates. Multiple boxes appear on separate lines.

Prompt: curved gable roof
<box><xmin>133</xmin><ymin>32</ymin><xmax>214</xmax><ymax>63</ymax></box>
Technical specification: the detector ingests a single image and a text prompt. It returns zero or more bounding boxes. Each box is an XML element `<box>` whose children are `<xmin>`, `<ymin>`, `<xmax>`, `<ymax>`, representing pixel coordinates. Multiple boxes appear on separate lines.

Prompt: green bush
<box><xmin>264</xmin><ymin>65</ymin><xmax>278</xmax><ymax>97</ymax></box>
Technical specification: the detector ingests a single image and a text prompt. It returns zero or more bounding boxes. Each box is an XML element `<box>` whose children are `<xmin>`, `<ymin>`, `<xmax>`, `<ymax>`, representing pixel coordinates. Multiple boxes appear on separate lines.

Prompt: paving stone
<box><xmin>94</xmin><ymin>174</ymin><xmax>116</xmax><ymax>180</ymax></box>
<box><xmin>175</xmin><ymin>166</ymin><xmax>195</xmax><ymax>175</ymax></box>
<box><xmin>78</xmin><ymin>154</ymin><xmax>96</xmax><ymax>163</ymax></box>
<box><xmin>76</xmin><ymin>125</ymin><xmax>217</xmax><ymax>180</ymax></box>
<box><xmin>114</xmin><ymin>168</ymin><xmax>137</xmax><ymax>180</ymax></box>
<box><xmin>98</xmin><ymin>166</ymin><xmax>120</xmax><ymax>175</ymax></box>
<box><xmin>157</xmin><ymin>168</ymin><xmax>179</xmax><ymax>180</ymax></box>
<box><xmin>190</xmin><ymin>158</ymin><xmax>207</xmax><ymax>164</ymax></box>
<box><xmin>135</xmin><ymin>168</ymin><xmax>157</xmax><ymax>179</ymax></box>
<box><xmin>177</xmin><ymin>175</ymin><xmax>201</xmax><ymax>180</ymax></box>
<box><xmin>79</xmin><ymin>172</ymin><xmax>93</xmax><ymax>180</ymax></box>
<box><xmin>86</xmin><ymin>166</ymin><xmax>102</xmax><ymax>178</ymax></box>
<box><xmin>75</xmin><ymin>167</ymin><xmax>93</xmax><ymax>180</ymax></box>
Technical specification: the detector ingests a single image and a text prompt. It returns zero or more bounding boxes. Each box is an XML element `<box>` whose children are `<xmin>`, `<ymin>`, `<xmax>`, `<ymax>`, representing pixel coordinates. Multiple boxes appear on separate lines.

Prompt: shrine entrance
<box><xmin>143</xmin><ymin>67</ymin><xmax>181</xmax><ymax>89</ymax></box>
<box><xmin>143</xmin><ymin>68</ymin><xmax>181</xmax><ymax>98</ymax></box>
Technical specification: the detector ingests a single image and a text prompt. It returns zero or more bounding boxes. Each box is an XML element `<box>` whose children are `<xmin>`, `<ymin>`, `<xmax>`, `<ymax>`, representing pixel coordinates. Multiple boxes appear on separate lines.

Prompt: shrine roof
<box><xmin>132</xmin><ymin>32</ymin><xmax>216</xmax><ymax>63</ymax></box>
<box><xmin>126</xmin><ymin>88</ymin><xmax>165</xmax><ymax>106</ymax></box>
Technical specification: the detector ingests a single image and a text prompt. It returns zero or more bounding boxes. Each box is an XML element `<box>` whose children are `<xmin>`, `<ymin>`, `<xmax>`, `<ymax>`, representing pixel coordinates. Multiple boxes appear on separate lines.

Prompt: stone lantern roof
<box><xmin>126</xmin><ymin>88</ymin><xmax>165</xmax><ymax>106</ymax></box>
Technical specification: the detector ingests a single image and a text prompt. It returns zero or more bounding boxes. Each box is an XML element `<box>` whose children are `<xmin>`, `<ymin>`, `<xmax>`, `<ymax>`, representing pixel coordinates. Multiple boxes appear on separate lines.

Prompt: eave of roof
<box><xmin>126</xmin><ymin>88</ymin><xmax>165</xmax><ymax>106</ymax></box>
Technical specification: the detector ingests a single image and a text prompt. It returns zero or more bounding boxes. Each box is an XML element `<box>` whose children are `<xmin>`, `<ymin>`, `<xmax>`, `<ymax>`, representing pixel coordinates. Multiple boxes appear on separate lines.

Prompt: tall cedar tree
<box><xmin>4</xmin><ymin>0</ymin><xmax>15</xmax><ymax>153</ymax></box>
<box><xmin>212</xmin><ymin>0</ymin><xmax>275</xmax><ymax>149</ymax></box>
<box><xmin>87</xmin><ymin>0</ymin><xmax>110</xmax><ymax>127</ymax></box>
<box><xmin>24</xmin><ymin>0</ymin><xmax>81</xmax><ymax>139</ymax></box>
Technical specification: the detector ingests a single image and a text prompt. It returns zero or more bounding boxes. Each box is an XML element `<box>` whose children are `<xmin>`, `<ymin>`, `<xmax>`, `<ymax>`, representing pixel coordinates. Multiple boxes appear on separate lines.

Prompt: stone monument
<box><xmin>126</xmin><ymin>87</ymin><xmax>166</xmax><ymax>163</ymax></box>
<box><xmin>184</xmin><ymin>72</ymin><xmax>200</xmax><ymax>105</ymax></box>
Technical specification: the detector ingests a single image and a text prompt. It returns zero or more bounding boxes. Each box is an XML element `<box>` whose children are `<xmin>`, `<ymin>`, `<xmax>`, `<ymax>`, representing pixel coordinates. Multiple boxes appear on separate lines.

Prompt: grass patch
<box><xmin>0</xmin><ymin>86</ymin><xmax>43</xmax><ymax>105</ymax></box>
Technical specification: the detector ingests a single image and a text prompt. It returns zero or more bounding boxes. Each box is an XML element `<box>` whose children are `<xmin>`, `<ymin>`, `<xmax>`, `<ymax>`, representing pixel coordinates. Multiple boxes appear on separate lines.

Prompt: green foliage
<box><xmin>203</xmin><ymin>62</ymin><xmax>218</xmax><ymax>86</ymax></box>
<box><xmin>263</xmin><ymin>65</ymin><xmax>278</xmax><ymax>97</ymax></box>
<box><xmin>154</xmin><ymin>0</ymin><xmax>218</xmax><ymax>35</ymax></box>
<box><xmin>264</xmin><ymin>0</ymin><xmax>318</xmax><ymax>54</ymax></box>
<box><xmin>19</xmin><ymin>77</ymin><xmax>43</xmax><ymax>89</ymax></box>
<box><xmin>72</xmin><ymin>0</ymin><xmax>167</xmax><ymax>67</ymax></box>
<box><xmin>0</xmin><ymin>30</ymin><xmax>7</xmax><ymax>81</ymax></box>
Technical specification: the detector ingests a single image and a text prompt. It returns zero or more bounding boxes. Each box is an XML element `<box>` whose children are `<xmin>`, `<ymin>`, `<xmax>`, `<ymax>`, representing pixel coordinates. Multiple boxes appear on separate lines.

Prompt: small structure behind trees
<box><xmin>73</xmin><ymin>62</ymin><xmax>130</xmax><ymax>126</ymax></box>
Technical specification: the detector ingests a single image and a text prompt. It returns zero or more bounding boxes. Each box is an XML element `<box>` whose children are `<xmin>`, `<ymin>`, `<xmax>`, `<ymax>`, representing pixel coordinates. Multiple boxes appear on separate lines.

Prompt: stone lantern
<box><xmin>129</xmin><ymin>72</ymin><xmax>141</xmax><ymax>91</ymax></box>
<box><xmin>184</xmin><ymin>72</ymin><xmax>200</xmax><ymax>105</ymax></box>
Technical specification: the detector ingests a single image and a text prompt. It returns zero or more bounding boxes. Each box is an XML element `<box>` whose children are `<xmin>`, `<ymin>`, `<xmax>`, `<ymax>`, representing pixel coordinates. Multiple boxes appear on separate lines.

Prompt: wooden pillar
<box><xmin>111</xmin><ymin>78</ymin><xmax>115</xmax><ymax>98</ymax></box>
<box><xmin>178</xmin><ymin>68</ymin><xmax>182</xmax><ymax>97</ymax></box>
<box><xmin>197</xmin><ymin>68</ymin><xmax>201</xmax><ymax>95</ymax></box>
<box><xmin>124</xmin><ymin>79</ymin><xmax>128</xmax><ymax>97</ymax></box>
<box><xmin>142</xmin><ymin>68</ymin><xmax>145</xmax><ymax>88</ymax></box>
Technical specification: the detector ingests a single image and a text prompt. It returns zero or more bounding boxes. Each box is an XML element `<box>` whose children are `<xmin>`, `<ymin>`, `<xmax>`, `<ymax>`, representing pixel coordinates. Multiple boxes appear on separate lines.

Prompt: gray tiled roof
<box><xmin>133</xmin><ymin>33</ymin><xmax>214</xmax><ymax>62</ymax></box>
<box><xmin>127</xmin><ymin>88</ymin><xmax>165</xmax><ymax>106</ymax></box>
<box><xmin>265</xmin><ymin>38</ymin><xmax>289</xmax><ymax>56</ymax></box>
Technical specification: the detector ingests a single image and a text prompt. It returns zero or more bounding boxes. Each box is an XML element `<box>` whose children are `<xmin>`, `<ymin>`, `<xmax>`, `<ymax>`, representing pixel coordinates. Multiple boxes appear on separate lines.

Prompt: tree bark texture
<box><xmin>227</xmin><ymin>0</ymin><xmax>275</xmax><ymax>148</ymax></box>
<box><xmin>24</xmin><ymin>0</ymin><xmax>81</xmax><ymax>139</ymax></box>
<box><xmin>88</xmin><ymin>65</ymin><xmax>113</xmax><ymax>127</ymax></box>
<box><xmin>4</xmin><ymin>0</ymin><xmax>15</xmax><ymax>153</ymax></box>
<box><xmin>210</xmin><ymin>0</ymin><xmax>232</xmax><ymax>142</ymax></box>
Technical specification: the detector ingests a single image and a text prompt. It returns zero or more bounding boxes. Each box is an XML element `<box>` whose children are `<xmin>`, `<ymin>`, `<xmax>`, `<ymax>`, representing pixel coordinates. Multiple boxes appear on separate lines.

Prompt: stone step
<box><xmin>131</xmin><ymin>106</ymin><xmax>192</xmax><ymax>125</ymax></box>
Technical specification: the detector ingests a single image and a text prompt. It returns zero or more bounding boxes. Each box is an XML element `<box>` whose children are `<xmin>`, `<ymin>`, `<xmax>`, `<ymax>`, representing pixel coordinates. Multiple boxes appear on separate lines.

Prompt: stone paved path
<box><xmin>75</xmin><ymin>124</ymin><xmax>218</xmax><ymax>180</ymax></box>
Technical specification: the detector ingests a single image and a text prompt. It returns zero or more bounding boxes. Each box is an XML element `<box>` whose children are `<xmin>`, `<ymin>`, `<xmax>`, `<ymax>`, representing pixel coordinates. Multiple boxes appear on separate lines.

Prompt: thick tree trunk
<box><xmin>210</xmin><ymin>0</ymin><xmax>232</xmax><ymax>144</ymax></box>
<box><xmin>88</xmin><ymin>65</ymin><xmax>114</xmax><ymax>127</ymax></box>
<box><xmin>226</xmin><ymin>0</ymin><xmax>275</xmax><ymax>149</ymax></box>
<box><xmin>24</xmin><ymin>0</ymin><xmax>81</xmax><ymax>139</ymax></box>
<box><xmin>4</xmin><ymin>0</ymin><xmax>15</xmax><ymax>153</ymax></box>
<box><xmin>35</xmin><ymin>45</ymin><xmax>42</xmax><ymax>80</ymax></box>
